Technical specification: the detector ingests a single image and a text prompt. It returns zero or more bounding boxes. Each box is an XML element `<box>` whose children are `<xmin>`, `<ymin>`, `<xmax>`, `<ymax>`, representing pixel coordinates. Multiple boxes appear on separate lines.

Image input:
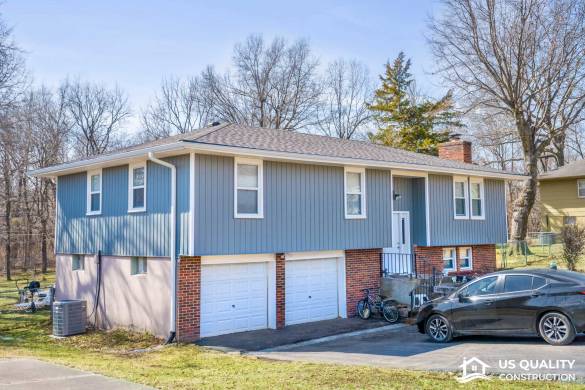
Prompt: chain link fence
<box><xmin>497</xmin><ymin>232</ymin><xmax>564</xmax><ymax>270</ymax></box>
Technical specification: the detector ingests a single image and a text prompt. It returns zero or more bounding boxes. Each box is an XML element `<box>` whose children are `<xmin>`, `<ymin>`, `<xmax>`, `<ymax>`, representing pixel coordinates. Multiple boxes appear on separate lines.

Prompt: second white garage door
<box><xmin>285</xmin><ymin>258</ymin><xmax>339</xmax><ymax>325</ymax></box>
<box><xmin>200</xmin><ymin>262</ymin><xmax>268</xmax><ymax>337</ymax></box>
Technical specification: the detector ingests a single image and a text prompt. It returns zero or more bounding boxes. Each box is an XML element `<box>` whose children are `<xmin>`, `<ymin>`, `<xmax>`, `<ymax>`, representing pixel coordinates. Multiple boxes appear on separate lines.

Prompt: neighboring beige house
<box><xmin>539</xmin><ymin>160</ymin><xmax>585</xmax><ymax>232</ymax></box>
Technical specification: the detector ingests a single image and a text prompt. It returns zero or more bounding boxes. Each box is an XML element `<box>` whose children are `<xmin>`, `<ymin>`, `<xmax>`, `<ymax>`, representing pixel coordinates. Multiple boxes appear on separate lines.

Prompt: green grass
<box><xmin>496</xmin><ymin>243</ymin><xmax>585</xmax><ymax>272</ymax></box>
<box><xmin>0</xmin><ymin>272</ymin><xmax>578</xmax><ymax>389</ymax></box>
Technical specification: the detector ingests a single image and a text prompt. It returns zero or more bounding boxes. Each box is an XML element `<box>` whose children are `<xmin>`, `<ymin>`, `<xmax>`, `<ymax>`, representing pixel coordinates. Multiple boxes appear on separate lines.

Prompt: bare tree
<box><xmin>64</xmin><ymin>79</ymin><xmax>130</xmax><ymax>157</ymax></box>
<box><xmin>317</xmin><ymin>59</ymin><xmax>373</xmax><ymax>139</ymax></box>
<box><xmin>141</xmin><ymin>76</ymin><xmax>215</xmax><ymax>140</ymax></box>
<box><xmin>430</xmin><ymin>0</ymin><xmax>585</xmax><ymax>244</ymax></box>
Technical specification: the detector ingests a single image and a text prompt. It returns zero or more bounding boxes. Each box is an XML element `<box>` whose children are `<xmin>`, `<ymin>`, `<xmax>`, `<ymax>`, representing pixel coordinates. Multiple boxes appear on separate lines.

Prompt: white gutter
<box><xmin>147</xmin><ymin>152</ymin><xmax>177</xmax><ymax>341</ymax></box>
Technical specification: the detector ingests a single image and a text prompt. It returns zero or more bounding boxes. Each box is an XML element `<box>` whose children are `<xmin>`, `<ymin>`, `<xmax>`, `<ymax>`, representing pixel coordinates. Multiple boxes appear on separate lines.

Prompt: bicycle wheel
<box><xmin>356</xmin><ymin>299</ymin><xmax>371</xmax><ymax>319</ymax></box>
<box><xmin>382</xmin><ymin>302</ymin><xmax>399</xmax><ymax>323</ymax></box>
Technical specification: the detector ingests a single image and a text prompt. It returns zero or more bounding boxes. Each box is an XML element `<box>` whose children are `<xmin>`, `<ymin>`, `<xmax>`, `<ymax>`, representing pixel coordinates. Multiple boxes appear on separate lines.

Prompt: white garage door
<box><xmin>285</xmin><ymin>258</ymin><xmax>339</xmax><ymax>325</ymax></box>
<box><xmin>200</xmin><ymin>262</ymin><xmax>268</xmax><ymax>337</ymax></box>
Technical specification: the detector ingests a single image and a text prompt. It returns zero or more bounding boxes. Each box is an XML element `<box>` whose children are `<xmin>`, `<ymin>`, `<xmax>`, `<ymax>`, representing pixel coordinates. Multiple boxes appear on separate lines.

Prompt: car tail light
<box><xmin>578</xmin><ymin>291</ymin><xmax>585</xmax><ymax>295</ymax></box>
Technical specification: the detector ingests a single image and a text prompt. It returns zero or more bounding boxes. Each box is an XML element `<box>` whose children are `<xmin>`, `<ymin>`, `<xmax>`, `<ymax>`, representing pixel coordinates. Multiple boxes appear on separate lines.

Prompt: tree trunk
<box><xmin>3</xmin><ymin>160</ymin><xmax>11</xmax><ymax>281</ymax></box>
<box><xmin>510</xmin><ymin>151</ymin><xmax>539</xmax><ymax>254</ymax></box>
<box><xmin>41</xmin><ymin>217</ymin><xmax>48</xmax><ymax>274</ymax></box>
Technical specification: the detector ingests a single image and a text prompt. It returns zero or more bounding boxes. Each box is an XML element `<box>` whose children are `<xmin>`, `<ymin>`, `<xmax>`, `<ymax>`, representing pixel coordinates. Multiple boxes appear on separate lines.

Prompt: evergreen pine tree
<box><xmin>368</xmin><ymin>52</ymin><xmax>460</xmax><ymax>155</ymax></box>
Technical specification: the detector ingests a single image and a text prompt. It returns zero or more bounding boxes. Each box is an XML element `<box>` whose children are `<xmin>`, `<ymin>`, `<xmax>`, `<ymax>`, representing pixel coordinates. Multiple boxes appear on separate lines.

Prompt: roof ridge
<box><xmin>184</xmin><ymin>122</ymin><xmax>232</xmax><ymax>141</ymax></box>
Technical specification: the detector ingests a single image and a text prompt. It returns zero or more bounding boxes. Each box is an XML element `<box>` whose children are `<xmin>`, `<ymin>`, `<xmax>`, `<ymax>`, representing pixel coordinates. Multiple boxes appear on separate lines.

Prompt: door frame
<box><xmin>384</xmin><ymin>211</ymin><xmax>411</xmax><ymax>254</ymax></box>
<box><xmin>284</xmin><ymin>251</ymin><xmax>347</xmax><ymax>321</ymax></box>
<box><xmin>200</xmin><ymin>253</ymin><xmax>277</xmax><ymax>331</ymax></box>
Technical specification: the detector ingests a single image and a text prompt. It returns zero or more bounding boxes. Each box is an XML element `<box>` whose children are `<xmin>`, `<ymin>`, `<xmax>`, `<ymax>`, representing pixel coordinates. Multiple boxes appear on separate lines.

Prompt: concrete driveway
<box><xmin>254</xmin><ymin>325</ymin><xmax>585</xmax><ymax>382</ymax></box>
<box><xmin>0</xmin><ymin>359</ymin><xmax>152</xmax><ymax>389</ymax></box>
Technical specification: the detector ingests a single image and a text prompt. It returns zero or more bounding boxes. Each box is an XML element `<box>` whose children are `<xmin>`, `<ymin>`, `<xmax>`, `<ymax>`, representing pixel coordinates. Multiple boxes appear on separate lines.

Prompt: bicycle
<box><xmin>356</xmin><ymin>288</ymin><xmax>399</xmax><ymax>323</ymax></box>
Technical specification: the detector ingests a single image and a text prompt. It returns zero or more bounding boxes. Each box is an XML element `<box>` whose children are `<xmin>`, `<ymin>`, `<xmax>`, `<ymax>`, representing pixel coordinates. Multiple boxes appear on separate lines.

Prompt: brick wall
<box><xmin>276</xmin><ymin>253</ymin><xmax>285</xmax><ymax>329</ymax></box>
<box><xmin>438</xmin><ymin>140</ymin><xmax>472</xmax><ymax>163</ymax></box>
<box><xmin>345</xmin><ymin>248</ymin><xmax>381</xmax><ymax>317</ymax></box>
<box><xmin>414</xmin><ymin>244</ymin><xmax>496</xmax><ymax>275</ymax></box>
<box><xmin>176</xmin><ymin>256</ymin><xmax>201</xmax><ymax>342</ymax></box>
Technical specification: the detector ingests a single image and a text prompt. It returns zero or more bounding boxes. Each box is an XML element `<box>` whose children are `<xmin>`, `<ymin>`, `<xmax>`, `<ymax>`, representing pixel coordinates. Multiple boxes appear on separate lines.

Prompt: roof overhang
<box><xmin>29</xmin><ymin>140</ymin><xmax>527</xmax><ymax>181</ymax></box>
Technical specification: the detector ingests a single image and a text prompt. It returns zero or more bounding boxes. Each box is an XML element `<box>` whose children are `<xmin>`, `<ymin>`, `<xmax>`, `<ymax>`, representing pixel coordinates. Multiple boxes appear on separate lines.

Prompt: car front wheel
<box><xmin>425</xmin><ymin>314</ymin><xmax>453</xmax><ymax>343</ymax></box>
<box><xmin>539</xmin><ymin>312</ymin><xmax>576</xmax><ymax>346</ymax></box>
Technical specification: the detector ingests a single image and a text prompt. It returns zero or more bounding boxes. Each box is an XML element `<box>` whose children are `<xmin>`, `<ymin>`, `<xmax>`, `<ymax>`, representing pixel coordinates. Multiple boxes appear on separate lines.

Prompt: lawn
<box><xmin>0</xmin><ymin>272</ymin><xmax>578</xmax><ymax>389</ymax></box>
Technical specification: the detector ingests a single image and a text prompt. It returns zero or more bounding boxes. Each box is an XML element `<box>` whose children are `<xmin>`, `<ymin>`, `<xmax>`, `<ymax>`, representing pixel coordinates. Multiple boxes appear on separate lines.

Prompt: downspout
<box><xmin>147</xmin><ymin>152</ymin><xmax>177</xmax><ymax>343</ymax></box>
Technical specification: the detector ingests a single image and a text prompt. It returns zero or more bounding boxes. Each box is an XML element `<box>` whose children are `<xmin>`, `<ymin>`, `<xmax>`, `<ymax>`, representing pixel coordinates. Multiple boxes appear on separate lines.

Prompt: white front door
<box><xmin>388</xmin><ymin>211</ymin><xmax>411</xmax><ymax>254</ymax></box>
<box><xmin>285</xmin><ymin>258</ymin><xmax>339</xmax><ymax>326</ymax></box>
<box><xmin>200</xmin><ymin>262</ymin><xmax>268</xmax><ymax>337</ymax></box>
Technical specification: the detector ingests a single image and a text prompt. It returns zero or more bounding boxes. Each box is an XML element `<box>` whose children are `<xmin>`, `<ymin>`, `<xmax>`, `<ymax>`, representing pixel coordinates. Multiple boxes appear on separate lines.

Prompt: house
<box><xmin>30</xmin><ymin>123</ymin><xmax>520</xmax><ymax>342</ymax></box>
<box><xmin>539</xmin><ymin>160</ymin><xmax>585</xmax><ymax>232</ymax></box>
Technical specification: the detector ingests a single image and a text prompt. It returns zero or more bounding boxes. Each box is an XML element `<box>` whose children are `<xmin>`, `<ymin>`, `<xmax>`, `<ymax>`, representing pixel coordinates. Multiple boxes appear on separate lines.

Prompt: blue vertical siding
<box><xmin>392</xmin><ymin>177</ymin><xmax>427</xmax><ymax>246</ymax></box>
<box><xmin>428</xmin><ymin>174</ymin><xmax>507</xmax><ymax>246</ymax></box>
<box><xmin>56</xmin><ymin>154</ymin><xmax>190</xmax><ymax>257</ymax></box>
<box><xmin>193</xmin><ymin>155</ymin><xmax>393</xmax><ymax>255</ymax></box>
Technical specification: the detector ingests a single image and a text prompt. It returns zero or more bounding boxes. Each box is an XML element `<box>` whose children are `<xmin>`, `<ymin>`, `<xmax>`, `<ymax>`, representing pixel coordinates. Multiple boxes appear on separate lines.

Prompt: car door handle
<box><xmin>482</xmin><ymin>300</ymin><xmax>495</xmax><ymax>305</ymax></box>
<box><xmin>532</xmin><ymin>291</ymin><xmax>542</xmax><ymax>297</ymax></box>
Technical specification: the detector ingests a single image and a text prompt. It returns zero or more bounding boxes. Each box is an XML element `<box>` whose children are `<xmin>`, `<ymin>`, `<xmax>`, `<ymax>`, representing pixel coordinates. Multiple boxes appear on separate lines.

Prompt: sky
<box><xmin>3</xmin><ymin>0</ymin><xmax>445</xmax><ymax>132</ymax></box>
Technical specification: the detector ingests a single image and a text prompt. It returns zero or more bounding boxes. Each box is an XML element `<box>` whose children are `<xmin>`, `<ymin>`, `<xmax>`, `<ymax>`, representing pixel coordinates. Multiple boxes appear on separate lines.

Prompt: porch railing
<box><xmin>380</xmin><ymin>252</ymin><xmax>415</xmax><ymax>277</ymax></box>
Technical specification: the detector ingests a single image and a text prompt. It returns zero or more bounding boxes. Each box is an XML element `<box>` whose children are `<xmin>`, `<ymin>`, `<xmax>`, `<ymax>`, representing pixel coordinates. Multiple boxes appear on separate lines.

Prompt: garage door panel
<box><xmin>201</xmin><ymin>262</ymin><xmax>269</xmax><ymax>337</ymax></box>
<box><xmin>285</xmin><ymin>258</ymin><xmax>339</xmax><ymax>326</ymax></box>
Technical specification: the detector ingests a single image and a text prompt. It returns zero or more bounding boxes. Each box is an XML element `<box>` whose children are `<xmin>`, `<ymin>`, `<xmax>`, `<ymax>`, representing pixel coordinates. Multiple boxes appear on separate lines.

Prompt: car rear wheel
<box><xmin>425</xmin><ymin>314</ymin><xmax>453</xmax><ymax>343</ymax></box>
<box><xmin>539</xmin><ymin>312</ymin><xmax>576</xmax><ymax>346</ymax></box>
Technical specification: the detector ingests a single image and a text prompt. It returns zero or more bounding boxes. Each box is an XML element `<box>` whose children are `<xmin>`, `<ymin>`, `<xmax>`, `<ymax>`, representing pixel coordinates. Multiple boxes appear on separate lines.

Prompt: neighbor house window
<box><xmin>131</xmin><ymin>257</ymin><xmax>147</xmax><ymax>275</ymax></box>
<box><xmin>443</xmin><ymin>248</ymin><xmax>456</xmax><ymax>273</ymax></box>
<box><xmin>453</xmin><ymin>177</ymin><xmax>468</xmax><ymax>219</ymax></box>
<box><xmin>459</xmin><ymin>247</ymin><xmax>473</xmax><ymax>270</ymax></box>
<box><xmin>234</xmin><ymin>157</ymin><xmax>263</xmax><ymax>218</ymax></box>
<box><xmin>564</xmin><ymin>216</ymin><xmax>576</xmax><ymax>225</ymax></box>
<box><xmin>87</xmin><ymin>169</ymin><xmax>102</xmax><ymax>215</ymax></box>
<box><xmin>128</xmin><ymin>162</ymin><xmax>147</xmax><ymax>212</ymax></box>
<box><xmin>72</xmin><ymin>254</ymin><xmax>84</xmax><ymax>271</ymax></box>
<box><xmin>470</xmin><ymin>178</ymin><xmax>484</xmax><ymax>219</ymax></box>
<box><xmin>578</xmin><ymin>180</ymin><xmax>585</xmax><ymax>198</ymax></box>
<box><xmin>344</xmin><ymin>167</ymin><xmax>366</xmax><ymax>219</ymax></box>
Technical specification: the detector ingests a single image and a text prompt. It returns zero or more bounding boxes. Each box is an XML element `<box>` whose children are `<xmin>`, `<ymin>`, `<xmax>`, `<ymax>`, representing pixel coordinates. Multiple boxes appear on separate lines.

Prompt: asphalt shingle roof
<box><xmin>539</xmin><ymin>159</ymin><xmax>585</xmax><ymax>180</ymax></box>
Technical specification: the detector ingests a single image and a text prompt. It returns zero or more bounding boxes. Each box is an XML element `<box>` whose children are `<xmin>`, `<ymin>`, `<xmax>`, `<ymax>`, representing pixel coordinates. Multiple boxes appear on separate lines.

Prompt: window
<box><xmin>462</xmin><ymin>276</ymin><xmax>498</xmax><ymax>297</ymax></box>
<box><xmin>503</xmin><ymin>275</ymin><xmax>533</xmax><ymax>293</ymax></box>
<box><xmin>131</xmin><ymin>257</ymin><xmax>147</xmax><ymax>275</ymax></box>
<box><xmin>72</xmin><ymin>254</ymin><xmax>84</xmax><ymax>271</ymax></box>
<box><xmin>532</xmin><ymin>277</ymin><xmax>547</xmax><ymax>289</ymax></box>
<box><xmin>578</xmin><ymin>180</ymin><xmax>585</xmax><ymax>198</ymax></box>
<box><xmin>453</xmin><ymin>177</ymin><xmax>468</xmax><ymax>219</ymax></box>
<box><xmin>128</xmin><ymin>162</ymin><xmax>146</xmax><ymax>212</ymax></box>
<box><xmin>564</xmin><ymin>216</ymin><xmax>577</xmax><ymax>226</ymax></box>
<box><xmin>234</xmin><ymin>157</ymin><xmax>263</xmax><ymax>218</ymax></box>
<box><xmin>87</xmin><ymin>169</ymin><xmax>102</xmax><ymax>215</ymax></box>
<box><xmin>459</xmin><ymin>247</ymin><xmax>473</xmax><ymax>270</ymax></box>
<box><xmin>470</xmin><ymin>178</ymin><xmax>484</xmax><ymax>219</ymax></box>
<box><xmin>344</xmin><ymin>167</ymin><xmax>366</xmax><ymax>219</ymax></box>
<box><xmin>443</xmin><ymin>248</ymin><xmax>456</xmax><ymax>272</ymax></box>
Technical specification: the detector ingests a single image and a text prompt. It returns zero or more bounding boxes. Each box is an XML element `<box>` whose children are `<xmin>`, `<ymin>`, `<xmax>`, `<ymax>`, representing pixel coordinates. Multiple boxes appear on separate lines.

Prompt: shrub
<box><xmin>561</xmin><ymin>224</ymin><xmax>585</xmax><ymax>271</ymax></box>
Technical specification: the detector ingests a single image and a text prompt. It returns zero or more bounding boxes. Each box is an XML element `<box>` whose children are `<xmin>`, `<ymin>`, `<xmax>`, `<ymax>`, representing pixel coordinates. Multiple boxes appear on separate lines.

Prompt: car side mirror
<box><xmin>458</xmin><ymin>293</ymin><xmax>468</xmax><ymax>303</ymax></box>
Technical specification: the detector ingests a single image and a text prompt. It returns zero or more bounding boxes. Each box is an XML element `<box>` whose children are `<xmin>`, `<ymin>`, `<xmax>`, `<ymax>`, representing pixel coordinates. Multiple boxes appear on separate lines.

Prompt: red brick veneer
<box><xmin>414</xmin><ymin>244</ymin><xmax>496</xmax><ymax>275</ymax></box>
<box><xmin>276</xmin><ymin>253</ymin><xmax>285</xmax><ymax>329</ymax></box>
<box><xmin>176</xmin><ymin>256</ymin><xmax>201</xmax><ymax>342</ymax></box>
<box><xmin>345</xmin><ymin>248</ymin><xmax>381</xmax><ymax>317</ymax></box>
<box><xmin>438</xmin><ymin>139</ymin><xmax>472</xmax><ymax>163</ymax></box>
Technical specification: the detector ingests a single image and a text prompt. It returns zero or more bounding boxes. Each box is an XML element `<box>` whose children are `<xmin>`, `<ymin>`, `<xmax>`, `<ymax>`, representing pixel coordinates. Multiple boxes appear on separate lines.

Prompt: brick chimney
<box><xmin>438</xmin><ymin>135</ymin><xmax>472</xmax><ymax>163</ymax></box>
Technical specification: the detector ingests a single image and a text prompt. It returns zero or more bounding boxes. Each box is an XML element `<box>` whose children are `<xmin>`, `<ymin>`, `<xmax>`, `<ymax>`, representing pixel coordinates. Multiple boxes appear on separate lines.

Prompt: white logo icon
<box><xmin>457</xmin><ymin>357</ymin><xmax>491</xmax><ymax>383</ymax></box>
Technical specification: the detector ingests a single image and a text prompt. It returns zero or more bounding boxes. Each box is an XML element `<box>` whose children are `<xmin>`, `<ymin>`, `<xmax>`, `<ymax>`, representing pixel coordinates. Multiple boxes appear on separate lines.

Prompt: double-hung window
<box><xmin>87</xmin><ymin>169</ymin><xmax>102</xmax><ymax>215</ymax></box>
<box><xmin>72</xmin><ymin>254</ymin><xmax>84</xmax><ymax>271</ymax></box>
<box><xmin>578</xmin><ymin>180</ymin><xmax>585</xmax><ymax>198</ymax></box>
<box><xmin>131</xmin><ymin>257</ymin><xmax>147</xmax><ymax>275</ymax></box>
<box><xmin>459</xmin><ymin>247</ymin><xmax>473</xmax><ymax>270</ymax></box>
<box><xmin>443</xmin><ymin>248</ymin><xmax>456</xmax><ymax>273</ymax></box>
<box><xmin>453</xmin><ymin>177</ymin><xmax>468</xmax><ymax>219</ymax></box>
<box><xmin>234</xmin><ymin>157</ymin><xmax>263</xmax><ymax>218</ymax></box>
<box><xmin>344</xmin><ymin>167</ymin><xmax>366</xmax><ymax>219</ymax></box>
<box><xmin>470</xmin><ymin>178</ymin><xmax>484</xmax><ymax>219</ymax></box>
<box><xmin>129</xmin><ymin>162</ymin><xmax>147</xmax><ymax>212</ymax></box>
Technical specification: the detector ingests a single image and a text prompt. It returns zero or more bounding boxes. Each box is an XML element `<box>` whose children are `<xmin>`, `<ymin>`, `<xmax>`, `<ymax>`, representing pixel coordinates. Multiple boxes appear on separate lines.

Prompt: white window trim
<box><xmin>578</xmin><ymin>180</ymin><xmax>585</xmax><ymax>198</ymax></box>
<box><xmin>470</xmin><ymin>177</ymin><xmax>485</xmax><ymax>220</ymax></box>
<box><xmin>234</xmin><ymin>157</ymin><xmax>264</xmax><ymax>219</ymax></box>
<box><xmin>71</xmin><ymin>254</ymin><xmax>84</xmax><ymax>271</ymax></box>
<box><xmin>131</xmin><ymin>256</ymin><xmax>148</xmax><ymax>275</ymax></box>
<box><xmin>128</xmin><ymin>162</ymin><xmax>147</xmax><ymax>213</ymax></box>
<box><xmin>459</xmin><ymin>247</ymin><xmax>473</xmax><ymax>270</ymax></box>
<box><xmin>453</xmin><ymin>176</ymin><xmax>469</xmax><ymax>220</ymax></box>
<box><xmin>443</xmin><ymin>247</ymin><xmax>456</xmax><ymax>273</ymax></box>
<box><xmin>344</xmin><ymin>166</ymin><xmax>367</xmax><ymax>219</ymax></box>
<box><xmin>86</xmin><ymin>169</ymin><xmax>102</xmax><ymax>216</ymax></box>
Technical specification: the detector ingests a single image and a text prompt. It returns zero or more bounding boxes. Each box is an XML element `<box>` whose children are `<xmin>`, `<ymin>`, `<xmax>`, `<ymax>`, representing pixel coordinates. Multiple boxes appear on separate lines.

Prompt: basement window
<box><xmin>131</xmin><ymin>257</ymin><xmax>147</xmax><ymax>275</ymax></box>
<box><xmin>443</xmin><ymin>248</ymin><xmax>456</xmax><ymax>273</ymax></box>
<box><xmin>129</xmin><ymin>162</ymin><xmax>147</xmax><ymax>212</ymax></box>
<box><xmin>72</xmin><ymin>255</ymin><xmax>84</xmax><ymax>271</ymax></box>
<box><xmin>459</xmin><ymin>247</ymin><xmax>473</xmax><ymax>270</ymax></box>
